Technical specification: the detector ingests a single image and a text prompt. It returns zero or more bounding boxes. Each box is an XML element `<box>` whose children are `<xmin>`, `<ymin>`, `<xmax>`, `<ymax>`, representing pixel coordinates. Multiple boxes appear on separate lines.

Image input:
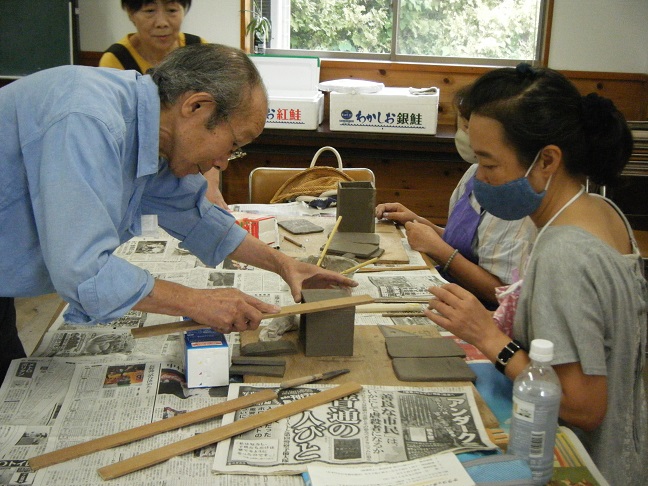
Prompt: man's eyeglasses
<box><xmin>226</xmin><ymin>120</ymin><xmax>247</xmax><ymax>161</ymax></box>
<box><xmin>228</xmin><ymin>148</ymin><xmax>247</xmax><ymax>161</ymax></box>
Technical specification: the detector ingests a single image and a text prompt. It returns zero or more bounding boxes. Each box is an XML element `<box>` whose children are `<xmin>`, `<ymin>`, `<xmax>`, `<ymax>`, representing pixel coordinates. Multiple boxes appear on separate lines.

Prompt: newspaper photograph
<box><xmin>352</xmin><ymin>271</ymin><xmax>447</xmax><ymax>301</ymax></box>
<box><xmin>212</xmin><ymin>383</ymin><xmax>496</xmax><ymax>475</ymax></box>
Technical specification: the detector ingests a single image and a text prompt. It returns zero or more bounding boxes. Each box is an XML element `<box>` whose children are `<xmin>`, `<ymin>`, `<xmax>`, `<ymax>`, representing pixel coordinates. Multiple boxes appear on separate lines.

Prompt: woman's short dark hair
<box><xmin>121</xmin><ymin>0</ymin><xmax>191</xmax><ymax>13</ymax></box>
<box><xmin>465</xmin><ymin>64</ymin><xmax>632</xmax><ymax>186</ymax></box>
<box><xmin>149</xmin><ymin>43</ymin><xmax>266</xmax><ymax>129</ymax></box>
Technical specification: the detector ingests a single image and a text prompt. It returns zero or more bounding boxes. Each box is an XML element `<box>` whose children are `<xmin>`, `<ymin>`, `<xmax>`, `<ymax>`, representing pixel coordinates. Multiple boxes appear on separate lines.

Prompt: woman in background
<box><xmin>376</xmin><ymin>86</ymin><xmax>536</xmax><ymax>308</ymax></box>
<box><xmin>426</xmin><ymin>64</ymin><xmax>647</xmax><ymax>484</ymax></box>
<box><xmin>100</xmin><ymin>0</ymin><xmax>226</xmax><ymax>208</ymax></box>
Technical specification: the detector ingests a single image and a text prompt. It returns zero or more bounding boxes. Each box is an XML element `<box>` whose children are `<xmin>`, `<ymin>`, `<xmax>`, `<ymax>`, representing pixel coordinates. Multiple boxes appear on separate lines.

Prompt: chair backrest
<box><xmin>249</xmin><ymin>167</ymin><xmax>375</xmax><ymax>204</ymax></box>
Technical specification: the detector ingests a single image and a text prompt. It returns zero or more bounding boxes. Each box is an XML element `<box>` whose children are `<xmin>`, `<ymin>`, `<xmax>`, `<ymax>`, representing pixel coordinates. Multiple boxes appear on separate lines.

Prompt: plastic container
<box><xmin>507</xmin><ymin>339</ymin><xmax>562</xmax><ymax>485</ymax></box>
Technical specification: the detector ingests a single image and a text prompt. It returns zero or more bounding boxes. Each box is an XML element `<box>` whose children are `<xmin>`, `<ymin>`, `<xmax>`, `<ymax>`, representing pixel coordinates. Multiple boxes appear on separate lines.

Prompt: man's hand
<box><xmin>279</xmin><ymin>258</ymin><xmax>358</xmax><ymax>302</ymax></box>
<box><xmin>133</xmin><ymin>282</ymin><xmax>280</xmax><ymax>334</ymax></box>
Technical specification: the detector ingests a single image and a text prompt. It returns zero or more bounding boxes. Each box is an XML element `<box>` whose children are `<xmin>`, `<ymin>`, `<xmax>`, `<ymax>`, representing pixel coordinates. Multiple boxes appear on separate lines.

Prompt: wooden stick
<box><xmin>131</xmin><ymin>294</ymin><xmax>374</xmax><ymax>338</ymax></box>
<box><xmin>356</xmin><ymin>303</ymin><xmax>423</xmax><ymax>313</ymax></box>
<box><xmin>340</xmin><ymin>257</ymin><xmax>379</xmax><ymax>275</ymax></box>
<box><xmin>381</xmin><ymin>312</ymin><xmax>426</xmax><ymax>318</ymax></box>
<box><xmin>98</xmin><ymin>382</ymin><xmax>363</xmax><ymax>480</ymax></box>
<box><xmin>28</xmin><ymin>388</ymin><xmax>277</xmax><ymax>471</ymax></box>
<box><xmin>316</xmin><ymin>215</ymin><xmax>342</xmax><ymax>267</ymax></box>
<box><xmin>283</xmin><ymin>235</ymin><xmax>304</xmax><ymax>248</ymax></box>
<box><xmin>357</xmin><ymin>265</ymin><xmax>431</xmax><ymax>273</ymax></box>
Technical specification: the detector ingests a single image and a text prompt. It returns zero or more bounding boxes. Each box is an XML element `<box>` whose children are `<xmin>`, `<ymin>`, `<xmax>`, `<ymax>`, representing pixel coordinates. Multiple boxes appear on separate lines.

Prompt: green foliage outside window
<box><xmin>288</xmin><ymin>0</ymin><xmax>540</xmax><ymax>60</ymax></box>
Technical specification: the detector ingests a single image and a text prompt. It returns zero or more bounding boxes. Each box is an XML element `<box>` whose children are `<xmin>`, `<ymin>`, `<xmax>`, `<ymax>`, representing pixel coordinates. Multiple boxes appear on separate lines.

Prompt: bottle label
<box><xmin>529</xmin><ymin>430</ymin><xmax>546</xmax><ymax>458</ymax></box>
<box><xmin>512</xmin><ymin>395</ymin><xmax>535</xmax><ymax>424</ymax></box>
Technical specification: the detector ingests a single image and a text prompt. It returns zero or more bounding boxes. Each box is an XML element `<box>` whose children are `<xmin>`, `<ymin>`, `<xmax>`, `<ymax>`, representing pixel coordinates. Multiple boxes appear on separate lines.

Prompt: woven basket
<box><xmin>270</xmin><ymin>146</ymin><xmax>353</xmax><ymax>203</ymax></box>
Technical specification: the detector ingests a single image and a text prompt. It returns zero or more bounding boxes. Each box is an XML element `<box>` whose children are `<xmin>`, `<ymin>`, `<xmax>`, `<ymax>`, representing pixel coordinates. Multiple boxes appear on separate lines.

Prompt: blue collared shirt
<box><xmin>0</xmin><ymin>66</ymin><xmax>247</xmax><ymax>323</ymax></box>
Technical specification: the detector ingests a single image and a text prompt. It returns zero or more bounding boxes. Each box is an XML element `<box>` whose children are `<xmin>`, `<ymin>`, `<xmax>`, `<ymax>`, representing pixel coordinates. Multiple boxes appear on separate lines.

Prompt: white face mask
<box><xmin>454</xmin><ymin>128</ymin><xmax>478</xmax><ymax>164</ymax></box>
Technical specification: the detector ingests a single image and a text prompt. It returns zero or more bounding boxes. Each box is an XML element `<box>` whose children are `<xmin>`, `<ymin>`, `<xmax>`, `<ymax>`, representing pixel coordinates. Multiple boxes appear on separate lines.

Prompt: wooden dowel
<box><xmin>98</xmin><ymin>382</ymin><xmax>363</xmax><ymax>480</ymax></box>
<box><xmin>283</xmin><ymin>235</ymin><xmax>304</xmax><ymax>248</ymax></box>
<box><xmin>357</xmin><ymin>265</ymin><xmax>431</xmax><ymax>273</ymax></box>
<box><xmin>316</xmin><ymin>216</ymin><xmax>342</xmax><ymax>267</ymax></box>
<box><xmin>28</xmin><ymin>388</ymin><xmax>277</xmax><ymax>471</ymax></box>
<box><xmin>131</xmin><ymin>295</ymin><xmax>374</xmax><ymax>338</ymax></box>
<box><xmin>340</xmin><ymin>257</ymin><xmax>379</xmax><ymax>275</ymax></box>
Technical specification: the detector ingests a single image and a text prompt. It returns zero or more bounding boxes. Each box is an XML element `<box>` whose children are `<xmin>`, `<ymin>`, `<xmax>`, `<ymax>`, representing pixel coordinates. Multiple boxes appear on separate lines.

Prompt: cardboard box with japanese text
<box><xmin>329</xmin><ymin>87</ymin><xmax>439</xmax><ymax>134</ymax></box>
<box><xmin>250</xmin><ymin>55</ymin><xmax>324</xmax><ymax>130</ymax></box>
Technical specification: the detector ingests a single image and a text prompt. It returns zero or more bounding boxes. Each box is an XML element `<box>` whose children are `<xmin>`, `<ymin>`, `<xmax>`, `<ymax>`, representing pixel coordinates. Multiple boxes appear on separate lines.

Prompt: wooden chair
<box><xmin>248</xmin><ymin>147</ymin><xmax>375</xmax><ymax>203</ymax></box>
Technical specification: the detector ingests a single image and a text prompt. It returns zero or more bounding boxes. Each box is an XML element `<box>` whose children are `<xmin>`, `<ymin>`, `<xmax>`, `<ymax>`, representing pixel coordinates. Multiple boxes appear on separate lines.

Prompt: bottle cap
<box><xmin>529</xmin><ymin>339</ymin><xmax>554</xmax><ymax>362</ymax></box>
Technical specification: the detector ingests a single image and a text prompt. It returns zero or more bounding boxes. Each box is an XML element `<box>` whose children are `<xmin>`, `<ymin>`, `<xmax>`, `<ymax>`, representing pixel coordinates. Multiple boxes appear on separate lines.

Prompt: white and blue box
<box><xmin>330</xmin><ymin>87</ymin><xmax>439</xmax><ymax>134</ymax></box>
<box><xmin>183</xmin><ymin>328</ymin><xmax>230</xmax><ymax>388</ymax></box>
<box><xmin>250</xmin><ymin>55</ymin><xmax>324</xmax><ymax>130</ymax></box>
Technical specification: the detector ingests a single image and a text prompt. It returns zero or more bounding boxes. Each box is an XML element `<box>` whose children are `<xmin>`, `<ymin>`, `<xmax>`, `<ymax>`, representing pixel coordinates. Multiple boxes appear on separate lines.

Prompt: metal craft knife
<box><xmin>279</xmin><ymin>369</ymin><xmax>350</xmax><ymax>389</ymax></box>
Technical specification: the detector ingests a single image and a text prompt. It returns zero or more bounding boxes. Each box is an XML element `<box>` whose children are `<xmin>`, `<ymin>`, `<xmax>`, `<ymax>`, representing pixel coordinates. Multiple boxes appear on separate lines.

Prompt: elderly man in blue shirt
<box><xmin>0</xmin><ymin>43</ymin><xmax>356</xmax><ymax>382</ymax></box>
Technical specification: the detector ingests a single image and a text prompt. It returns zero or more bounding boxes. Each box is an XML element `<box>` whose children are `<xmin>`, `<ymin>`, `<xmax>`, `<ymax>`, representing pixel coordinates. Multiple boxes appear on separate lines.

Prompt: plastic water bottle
<box><xmin>507</xmin><ymin>339</ymin><xmax>562</xmax><ymax>485</ymax></box>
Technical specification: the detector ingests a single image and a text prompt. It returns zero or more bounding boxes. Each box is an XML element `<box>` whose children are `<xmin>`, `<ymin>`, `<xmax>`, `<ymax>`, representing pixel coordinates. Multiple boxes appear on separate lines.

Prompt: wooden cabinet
<box><xmin>221</xmin><ymin>123</ymin><xmax>467</xmax><ymax>225</ymax></box>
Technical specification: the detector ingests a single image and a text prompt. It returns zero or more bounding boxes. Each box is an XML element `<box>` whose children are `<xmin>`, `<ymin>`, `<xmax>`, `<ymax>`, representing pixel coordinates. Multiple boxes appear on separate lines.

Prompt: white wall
<box><xmin>78</xmin><ymin>0</ymin><xmax>240</xmax><ymax>52</ymax></box>
<box><xmin>78</xmin><ymin>0</ymin><xmax>648</xmax><ymax>74</ymax></box>
<box><xmin>548</xmin><ymin>0</ymin><xmax>648</xmax><ymax>73</ymax></box>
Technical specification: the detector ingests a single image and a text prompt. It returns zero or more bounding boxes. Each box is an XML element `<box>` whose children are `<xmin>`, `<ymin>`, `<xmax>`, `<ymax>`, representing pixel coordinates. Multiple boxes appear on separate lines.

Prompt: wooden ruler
<box><xmin>28</xmin><ymin>388</ymin><xmax>277</xmax><ymax>471</ymax></box>
<box><xmin>131</xmin><ymin>295</ymin><xmax>374</xmax><ymax>338</ymax></box>
<box><xmin>98</xmin><ymin>382</ymin><xmax>363</xmax><ymax>480</ymax></box>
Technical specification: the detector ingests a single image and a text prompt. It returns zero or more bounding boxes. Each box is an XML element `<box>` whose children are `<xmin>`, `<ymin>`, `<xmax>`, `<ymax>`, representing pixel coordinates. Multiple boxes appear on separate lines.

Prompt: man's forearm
<box><xmin>228</xmin><ymin>234</ymin><xmax>291</xmax><ymax>275</ymax></box>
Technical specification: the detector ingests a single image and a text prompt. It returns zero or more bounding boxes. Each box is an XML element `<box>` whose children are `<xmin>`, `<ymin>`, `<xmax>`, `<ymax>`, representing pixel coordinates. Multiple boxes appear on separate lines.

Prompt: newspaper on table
<box><xmin>0</xmin><ymin>357</ymin><xmax>301</xmax><ymax>486</ymax></box>
<box><xmin>212</xmin><ymin>383</ymin><xmax>497</xmax><ymax>475</ymax></box>
<box><xmin>352</xmin><ymin>269</ymin><xmax>447</xmax><ymax>301</ymax></box>
<box><xmin>306</xmin><ymin>451</ymin><xmax>475</xmax><ymax>486</ymax></box>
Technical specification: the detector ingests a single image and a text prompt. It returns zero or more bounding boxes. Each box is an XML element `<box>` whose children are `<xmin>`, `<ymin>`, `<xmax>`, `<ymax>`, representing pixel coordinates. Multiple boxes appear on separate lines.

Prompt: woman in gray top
<box><xmin>425</xmin><ymin>64</ymin><xmax>647</xmax><ymax>485</ymax></box>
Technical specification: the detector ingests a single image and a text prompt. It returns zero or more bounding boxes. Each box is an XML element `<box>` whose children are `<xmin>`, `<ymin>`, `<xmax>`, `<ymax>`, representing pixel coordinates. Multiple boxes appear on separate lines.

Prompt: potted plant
<box><xmin>245</xmin><ymin>2</ymin><xmax>271</xmax><ymax>54</ymax></box>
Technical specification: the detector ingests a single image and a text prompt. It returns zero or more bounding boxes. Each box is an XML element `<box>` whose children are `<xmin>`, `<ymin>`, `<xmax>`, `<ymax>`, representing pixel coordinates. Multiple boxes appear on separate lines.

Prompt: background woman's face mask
<box><xmin>454</xmin><ymin>128</ymin><xmax>478</xmax><ymax>164</ymax></box>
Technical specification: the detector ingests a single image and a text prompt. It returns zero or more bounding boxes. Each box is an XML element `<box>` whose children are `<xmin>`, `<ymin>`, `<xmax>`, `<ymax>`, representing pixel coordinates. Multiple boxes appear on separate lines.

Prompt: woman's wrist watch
<box><xmin>495</xmin><ymin>339</ymin><xmax>524</xmax><ymax>374</ymax></box>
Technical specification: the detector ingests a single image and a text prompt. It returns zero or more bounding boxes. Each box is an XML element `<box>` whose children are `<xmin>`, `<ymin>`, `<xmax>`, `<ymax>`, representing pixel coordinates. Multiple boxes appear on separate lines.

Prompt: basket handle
<box><xmin>309</xmin><ymin>146</ymin><xmax>343</xmax><ymax>169</ymax></box>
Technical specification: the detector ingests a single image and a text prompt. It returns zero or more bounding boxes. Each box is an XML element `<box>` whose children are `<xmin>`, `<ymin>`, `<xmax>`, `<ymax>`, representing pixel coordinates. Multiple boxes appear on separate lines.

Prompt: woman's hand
<box><xmin>424</xmin><ymin>283</ymin><xmax>500</xmax><ymax>348</ymax></box>
<box><xmin>404</xmin><ymin>220</ymin><xmax>447</xmax><ymax>258</ymax></box>
<box><xmin>375</xmin><ymin>202</ymin><xmax>419</xmax><ymax>225</ymax></box>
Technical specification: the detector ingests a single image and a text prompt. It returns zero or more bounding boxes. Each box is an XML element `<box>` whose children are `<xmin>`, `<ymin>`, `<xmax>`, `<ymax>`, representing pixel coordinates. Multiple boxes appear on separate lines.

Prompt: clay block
<box><xmin>336</xmin><ymin>181</ymin><xmax>376</xmax><ymax>233</ymax></box>
<box><xmin>229</xmin><ymin>364</ymin><xmax>286</xmax><ymax>377</ymax></box>
<box><xmin>385</xmin><ymin>337</ymin><xmax>466</xmax><ymax>358</ymax></box>
<box><xmin>240</xmin><ymin>340</ymin><xmax>298</xmax><ymax>356</ymax></box>
<box><xmin>323</xmin><ymin>232</ymin><xmax>383</xmax><ymax>259</ymax></box>
<box><xmin>300</xmin><ymin>289</ymin><xmax>355</xmax><ymax>357</ymax></box>
<box><xmin>392</xmin><ymin>357</ymin><xmax>476</xmax><ymax>382</ymax></box>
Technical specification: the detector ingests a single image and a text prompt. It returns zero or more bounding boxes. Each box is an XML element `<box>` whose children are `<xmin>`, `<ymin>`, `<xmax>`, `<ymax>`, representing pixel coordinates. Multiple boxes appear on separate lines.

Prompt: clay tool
<box><xmin>340</xmin><ymin>257</ymin><xmax>379</xmax><ymax>275</ymax></box>
<box><xmin>283</xmin><ymin>235</ymin><xmax>304</xmax><ymax>248</ymax></box>
<box><xmin>316</xmin><ymin>215</ymin><xmax>342</xmax><ymax>266</ymax></box>
<box><xmin>279</xmin><ymin>369</ymin><xmax>350</xmax><ymax>389</ymax></box>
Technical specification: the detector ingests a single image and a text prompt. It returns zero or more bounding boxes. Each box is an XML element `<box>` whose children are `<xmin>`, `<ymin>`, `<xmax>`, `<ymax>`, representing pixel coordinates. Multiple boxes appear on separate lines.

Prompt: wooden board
<box><xmin>240</xmin><ymin>325</ymin><xmax>499</xmax><ymax>429</ymax></box>
<box><xmin>132</xmin><ymin>295</ymin><xmax>374</xmax><ymax>339</ymax></box>
<box><xmin>277</xmin><ymin>217</ymin><xmax>409</xmax><ymax>264</ymax></box>
<box><xmin>97</xmin><ymin>382</ymin><xmax>363</xmax><ymax>480</ymax></box>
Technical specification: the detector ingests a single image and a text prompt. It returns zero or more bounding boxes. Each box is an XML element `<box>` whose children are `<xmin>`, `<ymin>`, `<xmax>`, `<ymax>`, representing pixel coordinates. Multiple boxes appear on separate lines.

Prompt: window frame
<box><xmin>240</xmin><ymin>0</ymin><xmax>554</xmax><ymax>67</ymax></box>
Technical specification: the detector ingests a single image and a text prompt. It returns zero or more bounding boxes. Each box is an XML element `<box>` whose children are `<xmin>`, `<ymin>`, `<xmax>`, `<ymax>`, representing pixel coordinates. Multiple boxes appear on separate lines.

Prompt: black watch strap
<box><xmin>495</xmin><ymin>339</ymin><xmax>523</xmax><ymax>374</ymax></box>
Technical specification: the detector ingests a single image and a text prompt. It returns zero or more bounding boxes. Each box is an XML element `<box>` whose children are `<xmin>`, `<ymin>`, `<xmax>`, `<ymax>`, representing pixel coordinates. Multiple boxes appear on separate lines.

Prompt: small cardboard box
<box><xmin>184</xmin><ymin>328</ymin><xmax>229</xmax><ymax>388</ymax></box>
<box><xmin>232</xmin><ymin>212</ymin><xmax>278</xmax><ymax>246</ymax></box>
<box><xmin>329</xmin><ymin>87</ymin><xmax>439</xmax><ymax>134</ymax></box>
<box><xmin>250</xmin><ymin>55</ymin><xmax>324</xmax><ymax>130</ymax></box>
